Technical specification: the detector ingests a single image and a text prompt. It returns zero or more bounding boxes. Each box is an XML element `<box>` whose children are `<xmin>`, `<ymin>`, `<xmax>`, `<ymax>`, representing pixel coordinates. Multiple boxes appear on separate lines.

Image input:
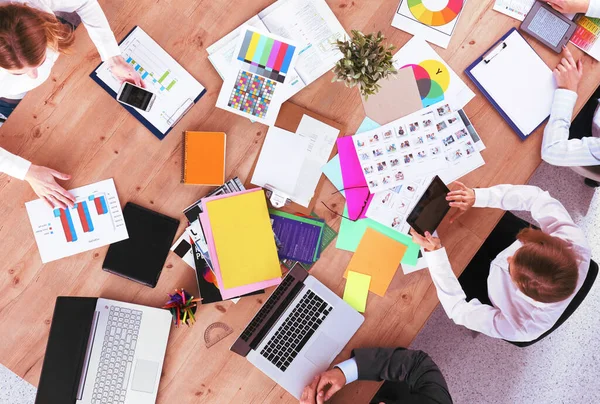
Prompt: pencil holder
<box><xmin>162</xmin><ymin>289</ymin><xmax>200</xmax><ymax>327</ymax></box>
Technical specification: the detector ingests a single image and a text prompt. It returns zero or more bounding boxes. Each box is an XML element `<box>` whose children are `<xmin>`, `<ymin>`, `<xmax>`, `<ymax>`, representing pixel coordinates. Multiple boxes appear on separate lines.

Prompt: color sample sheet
<box><xmin>393</xmin><ymin>37</ymin><xmax>475</xmax><ymax>109</ymax></box>
<box><xmin>393</xmin><ymin>0</ymin><xmax>467</xmax><ymax>48</ymax></box>
<box><xmin>493</xmin><ymin>0</ymin><xmax>535</xmax><ymax>21</ymax></box>
<box><xmin>204</xmin><ymin>189</ymin><xmax>281</xmax><ymax>290</ymax></box>
<box><xmin>94</xmin><ymin>27</ymin><xmax>205</xmax><ymax>136</ymax></box>
<box><xmin>343</xmin><ymin>271</ymin><xmax>371</xmax><ymax>313</ymax></box>
<box><xmin>270</xmin><ymin>210</ymin><xmax>324</xmax><ymax>264</ymax></box>
<box><xmin>571</xmin><ymin>16</ymin><xmax>600</xmax><ymax>61</ymax></box>
<box><xmin>344</xmin><ymin>228</ymin><xmax>407</xmax><ymax>296</ymax></box>
<box><xmin>337</xmin><ymin>205</ymin><xmax>420</xmax><ymax>266</ymax></box>
<box><xmin>216</xmin><ymin>26</ymin><xmax>298</xmax><ymax>125</ymax></box>
<box><xmin>25</xmin><ymin>179</ymin><xmax>128</xmax><ymax>263</ymax></box>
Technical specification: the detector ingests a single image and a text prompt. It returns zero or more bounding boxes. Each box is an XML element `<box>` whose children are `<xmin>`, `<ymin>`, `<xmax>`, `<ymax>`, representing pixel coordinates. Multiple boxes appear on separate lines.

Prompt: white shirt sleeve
<box><xmin>588</xmin><ymin>0</ymin><xmax>600</xmax><ymax>18</ymax></box>
<box><xmin>541</xmin><ymin>89</ymin><xmax>600</xmax><ymax>167</ymax></box>
<box><xmin>335</xmin><ymin>358</ymin><xmax>359</xmax><ymax>385</ymax></box>
<box><xmin>0</xmin><ymin>147</ymin><xmax>31</xmax><ymax>180</ymax></box>
<box><xmin>46</xmin><ymin>0</ymin><xmax>120</xmax><ymax>61</ymax></box>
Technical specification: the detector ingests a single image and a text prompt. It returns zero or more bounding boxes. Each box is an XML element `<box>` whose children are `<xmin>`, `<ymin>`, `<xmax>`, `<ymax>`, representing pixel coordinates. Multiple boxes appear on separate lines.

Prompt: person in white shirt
<box><xmin>0</xmin><ymin>1</ymin><xmax>143</xmax><ymax>208</ymax></box>
<box><xmin>410</xmin><ymin>182</ymin><xmax>591</xmax><ymax>343</ymax></box>
<box><xmin>547</xmin><ymin>0</ymin><xmax>600</xmax><ymax>15</ymax></box>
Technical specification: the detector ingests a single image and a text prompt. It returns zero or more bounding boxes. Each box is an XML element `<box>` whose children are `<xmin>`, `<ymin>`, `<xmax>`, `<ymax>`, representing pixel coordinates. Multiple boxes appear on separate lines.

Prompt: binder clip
<box><xmin>263</xmin><ymin>185</ymin><xmax>292</xmax><ymax>208</ymax></box>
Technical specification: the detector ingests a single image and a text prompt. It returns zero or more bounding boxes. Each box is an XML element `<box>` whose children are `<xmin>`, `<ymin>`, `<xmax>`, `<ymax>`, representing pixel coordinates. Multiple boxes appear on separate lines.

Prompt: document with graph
<box><xmin>25</xmin><ymin>179</ymin><xmax>129</xmax><ymax>263</ymax></box>
<box><xmin>92</xmin><ymin>26</ymin><xmax>206</xmax><ymax>139</ymax></box>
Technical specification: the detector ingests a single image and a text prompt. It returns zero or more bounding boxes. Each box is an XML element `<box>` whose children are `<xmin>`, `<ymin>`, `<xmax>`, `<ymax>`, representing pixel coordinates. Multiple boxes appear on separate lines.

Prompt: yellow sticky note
<box><xmin>343</xmin><ymin>271</ymin><xmax>371</xmax><ymax>313</ymax></box>
<box><xmin>344</xmin><ymin>228</ymin><xmax>407</xmax><ymax>297</ymax></box>
<box><xmin>206</xmin><ymin>190</ymin><xmax>281</xmax><ymax>289</ymax></box>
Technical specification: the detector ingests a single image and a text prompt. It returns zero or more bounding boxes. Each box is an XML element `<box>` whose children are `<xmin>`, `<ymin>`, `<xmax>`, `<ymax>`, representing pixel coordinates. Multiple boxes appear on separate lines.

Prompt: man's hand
<box><xmin>410</xmin><ymin>229</ymin><xmax>442</xmax><ymax>252</ymax></box>
<box><xmin>553</xmin><ymin>47</ymin><xmax>584</xmax><ymax>92</ymax></box>
<box><xmin>446</xmin><ymin>181</ymin><xmax>476</xmax><ymax>224</ymax></box>
<box><xmin>108</xmin><ymin>55</ymin><xmax>145</xmax><ymax>88</ymax></box>
<box><xmin>300</xmin><ymin>376</ymin><xmax>320</xmax><ymax>404</ymax></box>
<box><xmin>24</xmin><ymin>165</ymin><xmax>75</xmax><ymax>209</ymax></box>
<box><xmin>315</xmin><ymin>368</ymin><xmax>346</xmax><ymax>403</ymax></box>
<box><xmin>547</xmin><ymin>0</ymin><xmax>590</xmax><ymax>14</ymax></box>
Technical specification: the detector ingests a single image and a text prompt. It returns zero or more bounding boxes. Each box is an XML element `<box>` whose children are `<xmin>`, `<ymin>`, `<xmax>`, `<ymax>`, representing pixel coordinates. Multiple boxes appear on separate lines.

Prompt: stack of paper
<box><xmin>270</xmin><ymin>210</ymin><xmax>325</xmax><ymax>264</ymax></box>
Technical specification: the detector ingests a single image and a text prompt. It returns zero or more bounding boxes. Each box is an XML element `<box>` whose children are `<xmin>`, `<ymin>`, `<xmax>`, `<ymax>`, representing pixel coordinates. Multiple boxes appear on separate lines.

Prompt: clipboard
<box><xmin>245</xmin><ymin>102</ymin><xmax>346</xmax><ymax>215</ymax></box>
<box><xmin>465</xmin><ymin>28</ymin><xmax>556</xmax><ymax>140</ymax></box>
<box><xmin>90</xmin><ymin>26</ymin><xmax>207</xmax><ymax>140</ymax></box>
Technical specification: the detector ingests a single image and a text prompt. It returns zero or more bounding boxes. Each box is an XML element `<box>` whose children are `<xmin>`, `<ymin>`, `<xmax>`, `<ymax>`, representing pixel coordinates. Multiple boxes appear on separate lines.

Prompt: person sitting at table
<box><xmin>0</xmin><ymin>0</ymin><xmax>143</xmax><ymax>208</ymax></box>
<box><xmin>410</xmin><ymin>182</ymin><xmax>591</xmax><ymax>343</ymax></box>
<box><xmin>299</xmin><ymin>347</ymin><xmax>452</xmax><ymax>404</ymax></box>
<box><xmin>542</xmin><ymin>45</ymin><xmax>600</xmax><ymax>187</ymax></box>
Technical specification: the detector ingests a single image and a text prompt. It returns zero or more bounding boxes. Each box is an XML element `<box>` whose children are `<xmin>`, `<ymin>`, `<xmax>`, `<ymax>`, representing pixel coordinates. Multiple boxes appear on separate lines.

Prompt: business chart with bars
<box><xmin>94</xmin><ymin>27</ymin><xmax>205</xmax><ymax>135</ymax></box>
<box><xmin>25</xmin><ymin>179</ymin><xmax>128</xmax><ymax>263</ymax></box>
<box><xmin>227</xmin><ymin>29</ymin><xmax>296</xmax><ymax>119</ymax></box>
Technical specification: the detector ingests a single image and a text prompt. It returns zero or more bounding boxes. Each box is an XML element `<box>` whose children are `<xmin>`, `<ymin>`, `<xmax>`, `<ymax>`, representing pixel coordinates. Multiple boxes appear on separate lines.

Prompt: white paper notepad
<box><xmin>468</xmin><ymin>29</ymin><xmax>556</xmax><ymax>138</ymax></box>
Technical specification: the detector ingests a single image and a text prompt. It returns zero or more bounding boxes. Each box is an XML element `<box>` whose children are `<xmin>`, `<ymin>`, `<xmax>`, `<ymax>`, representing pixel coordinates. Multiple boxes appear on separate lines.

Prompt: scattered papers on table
<box><xmin>270</xmin><ymin>210</ymin><xmax>325</xmax><ymax>264</ymax></box>
<box><xmin>322</xmin><ymin>154</ymin><xmax>345</xmax><ymax>196</ymax></box>
<box><xmin>493</xmin><ymin>0</ymin><xmax>535</xmax><ymax>21</ymax></box>
<box><xmin>25</xmin><ymin>179</ymin><xmax>128</xmax><ymax>263</ymax></box>
<box><xmin>343</xmin><ymin>271</ymin><xmax>371</xmax><ymax>313</ymax></box>
<box><xmin>393</xmin><ymin>37</ymin><xmax>475</xmax><ymax>109</ymax></box>
<box><xmin>344</xmin><ymin>228</ymin><xmax>408</xmax><ymax>296</ymax></box>
<box><xmin>401</xmin><ymin>249</ymin><xmax>428</xmax><ymax>275</ymax></box>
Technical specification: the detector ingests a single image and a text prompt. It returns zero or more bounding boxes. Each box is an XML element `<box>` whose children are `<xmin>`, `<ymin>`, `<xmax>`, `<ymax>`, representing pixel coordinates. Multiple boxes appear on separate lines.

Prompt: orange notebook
<box><xmin>182</xmin><ymin>131</ymin><xmax>226</xmax><ymax>185</ymax></box>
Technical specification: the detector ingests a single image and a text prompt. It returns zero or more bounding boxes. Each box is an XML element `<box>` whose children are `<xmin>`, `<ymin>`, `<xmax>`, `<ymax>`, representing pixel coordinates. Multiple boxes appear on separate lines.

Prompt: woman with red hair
<box><xmin>0</xmin><ymin>1</ymin><xmax>142</xmax><ymax>208</ymax></box>
<box><xmin>411</xmin><ymin>182</ymin><xmax>591</xmax><ymax>343</ymax></box>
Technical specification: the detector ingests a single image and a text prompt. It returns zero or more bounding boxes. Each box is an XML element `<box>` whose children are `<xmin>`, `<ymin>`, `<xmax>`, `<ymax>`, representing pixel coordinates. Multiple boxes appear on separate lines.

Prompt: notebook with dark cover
<box><xmin>103</xmin><ymin>203</ymin><xmax>179</xmax><ymax>287</ymax></box>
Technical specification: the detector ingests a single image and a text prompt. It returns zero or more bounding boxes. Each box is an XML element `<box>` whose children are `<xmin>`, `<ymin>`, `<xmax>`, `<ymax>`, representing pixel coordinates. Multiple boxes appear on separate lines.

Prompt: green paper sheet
<box><xmin>343</xmin><ymin>271</ymin><xmax>371</xmax><ymax>313</ymax></box>
<box><xmin>337</xmin><ymin>205</ymin><xmax>420</xmax><ymax>265</ymax></box>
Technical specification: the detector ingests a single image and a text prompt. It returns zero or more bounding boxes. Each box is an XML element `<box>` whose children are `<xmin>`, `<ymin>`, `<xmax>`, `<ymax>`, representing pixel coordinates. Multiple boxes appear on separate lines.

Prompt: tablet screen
<box><xmin>407</xmin><ymin>176</ymin><xmax>450</xmax><ymax>235</ymax></box>
<box><xmin>528</xmin><ymin>7</ymin><xmax>571</xmax><ymax>47</ymax></box>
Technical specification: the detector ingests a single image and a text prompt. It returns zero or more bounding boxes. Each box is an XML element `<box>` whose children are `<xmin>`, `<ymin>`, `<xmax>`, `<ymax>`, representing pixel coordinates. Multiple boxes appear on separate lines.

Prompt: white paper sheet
<box><xmin>292</xmin><ymin>115</ymin><xmax>340</xmax><ymax>206</ymax></box>
<box><xmin>94</xmin><ymin>27</ymin><xmax>205</xmax><ymax>135</ymax></box>
<box><xmin>392</xmin><ymin>37</ymin><xmax>475</xmax><ymax>110</ymax></box>
<box><xmin>493</xmin><ymin>0</ymin><xmax>535</xmax><ymax>21</ymax></box>
<box><xmin>469</xmin><ymin>30</ymin><xmax>556</xmax><ymax>136</ymax></box>
<box><xmin>251</xmin><ymin>127</ymin><xmax>310</xmax><ymax>196</ymax></box>
<box><xmin>392</xmin><ymin>0</ymin><xmax>468</xmax><ymax>49</ymax></box>
<box><xmin>25</xmin><ymin>179</ymin><xmax>128</xmax><ymax>263</ymax></box>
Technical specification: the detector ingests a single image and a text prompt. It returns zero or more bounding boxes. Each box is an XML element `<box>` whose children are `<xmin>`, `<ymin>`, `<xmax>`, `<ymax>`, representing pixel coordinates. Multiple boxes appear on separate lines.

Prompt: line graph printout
<box><xmin>25</xmin><ymin>179</ymin><xmax>128</xmax><ymax>263</ymax></box>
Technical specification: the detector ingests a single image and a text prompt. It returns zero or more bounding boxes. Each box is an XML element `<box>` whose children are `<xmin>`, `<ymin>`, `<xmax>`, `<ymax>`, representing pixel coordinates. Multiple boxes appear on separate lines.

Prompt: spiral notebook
<box><xmin>182</xmin><ymin>131</ymin><xmax>226</xmax><ymax>185</ymax></box>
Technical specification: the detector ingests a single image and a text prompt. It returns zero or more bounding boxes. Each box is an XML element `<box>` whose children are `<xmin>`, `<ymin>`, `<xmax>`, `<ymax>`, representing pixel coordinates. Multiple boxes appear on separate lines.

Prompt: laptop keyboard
<box><xmin>260</xmin><ymin>290</ymin><xmax>332</xmax><ymax>372</ymax></box>
<box><xmin>91</xmin><ymin>306</ymin><xmax>143</xmax><ymax>404</ymax></box>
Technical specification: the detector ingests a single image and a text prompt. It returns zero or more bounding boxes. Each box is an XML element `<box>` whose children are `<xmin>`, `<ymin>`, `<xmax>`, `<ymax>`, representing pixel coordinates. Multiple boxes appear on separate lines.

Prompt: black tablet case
<box><xmin>103</xmin><ymin>203</ymin><xmax>179</xmax><ymax>287</ymax></box>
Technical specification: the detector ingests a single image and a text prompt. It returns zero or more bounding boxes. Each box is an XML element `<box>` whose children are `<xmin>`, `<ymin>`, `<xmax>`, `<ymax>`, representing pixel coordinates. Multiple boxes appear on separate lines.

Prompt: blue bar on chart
<box><xmin>90</xmin><ymin>195</ymin><xmax>108</xmax><ymax>215</ymax></box>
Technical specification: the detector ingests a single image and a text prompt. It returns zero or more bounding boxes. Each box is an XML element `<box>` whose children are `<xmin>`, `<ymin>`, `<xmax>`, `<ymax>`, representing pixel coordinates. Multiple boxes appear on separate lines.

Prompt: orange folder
<box><xmin>344</xmin><ymin>228</ymin><xmax>407</xmax><ymax>296</ymax></box>
<box><xmin>182</xmin><ymin>131</ymin><xmax>226</xmax><ymax>185</ymax></box>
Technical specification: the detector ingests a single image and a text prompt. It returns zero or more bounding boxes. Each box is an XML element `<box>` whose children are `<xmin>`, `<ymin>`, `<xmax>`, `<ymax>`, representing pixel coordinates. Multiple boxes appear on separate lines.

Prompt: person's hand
<box><xmin>553</xmin><ymin>47</ymin><xmax>583</xmax><ymax>92</ymax></box>
<box><xmin>410</xmin><ymin>229</ymin><xmax>442</xmax><ymax>252</ymax></box>
<box><xmin>24</xmin><ymin>165</ymin><xmax>75</xmax><ymax>209</ymax></box>
<box><xmin>300</xmin><ymin>375</ymin><xmax>320</xmax><ymax>404</ymax></box>
<box><xmin>446</xmin><ymin>181</ymin><xmax>476</xmax><ymax>223</ymax></box>
<box><xmin>547</xmin><ymin>0</ymin><xmax>590</xmax><ymax>14</ymax></box>
<box><xmin>108</xmin><ymin>55</ymin><xmax>145</xmax><ymax>88</ymax></box>
<box><xmin>315</xmin><ymin>368</ymin><xmax>346</xmax><ymax>403</ymax></box>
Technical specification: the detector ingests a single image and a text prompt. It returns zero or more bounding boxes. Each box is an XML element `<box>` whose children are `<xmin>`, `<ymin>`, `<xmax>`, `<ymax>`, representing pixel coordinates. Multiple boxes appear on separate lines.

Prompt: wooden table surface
<box><xmin>0</xmin><ymin>0</ymin><xmax>598</xmax><ymax>403</ymax></box>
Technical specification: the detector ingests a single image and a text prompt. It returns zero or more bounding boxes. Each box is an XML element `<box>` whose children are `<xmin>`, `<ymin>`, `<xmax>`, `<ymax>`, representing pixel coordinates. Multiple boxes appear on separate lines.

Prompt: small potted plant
<box><xmin>332</xmin><ymin>30</ymin><xmax>398</xmax><ymax>100</ymax></box>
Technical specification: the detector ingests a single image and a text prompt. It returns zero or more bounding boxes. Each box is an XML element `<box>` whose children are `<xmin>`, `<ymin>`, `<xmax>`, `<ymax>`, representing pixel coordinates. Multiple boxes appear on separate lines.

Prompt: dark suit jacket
<box><xmin>352</xmin><ymin>347</ymin><xmax>452</xmax><ymax>404</ymax></box>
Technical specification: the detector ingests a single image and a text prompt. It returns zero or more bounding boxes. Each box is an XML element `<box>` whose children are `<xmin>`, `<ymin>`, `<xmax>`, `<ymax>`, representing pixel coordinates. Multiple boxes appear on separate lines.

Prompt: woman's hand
<box><xmin>24</xmin><ymin>165</ymin><xmax>75</xmax><ymax>209</ymax></box>
<box><xmin>553</xmin><ymin>47</ymin><xmax>583</xmax><ymax>93</ymax></box>
<box><xmin>410</xmin><ymin>229</ymin><xmax>442</xmax><ymax>252</ymax></box>
<box><xmin>547</xmin><ymin>0</ymin><xmax>590</xmax><ymax>14</ymax></box>
<box><xmin>446</xmin><ymin>181</ymin><xmax>476</xmax><ymax>224</ymax></box>
<box><xmin>108</xmin><ymin>55</ymin><xmax>145</xmax><ymax>88</ymax></box>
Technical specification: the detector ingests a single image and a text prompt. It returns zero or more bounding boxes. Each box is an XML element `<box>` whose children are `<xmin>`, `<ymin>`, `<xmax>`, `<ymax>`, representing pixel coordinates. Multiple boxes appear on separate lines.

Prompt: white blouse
<box><xmin>424</xmin><ymin>185</ymin><xmax>591</xmax><ymax>342</ymax></box>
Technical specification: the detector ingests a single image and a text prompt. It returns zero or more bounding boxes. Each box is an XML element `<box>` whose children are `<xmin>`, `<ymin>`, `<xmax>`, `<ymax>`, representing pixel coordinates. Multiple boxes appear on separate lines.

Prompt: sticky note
<box><xmin>337</xmin><ymin>205</ymin><xmax>420</xmax><ymax>266</ymax></box>
<box><xmin>344</xmin><ymin>228</ymin><xmax>407</xmax><ymax>296</ymax></box>
<box><xmin>343</xmin><ymin>271</ymin><xmax>371</xmax><ymax>313</ymax></box>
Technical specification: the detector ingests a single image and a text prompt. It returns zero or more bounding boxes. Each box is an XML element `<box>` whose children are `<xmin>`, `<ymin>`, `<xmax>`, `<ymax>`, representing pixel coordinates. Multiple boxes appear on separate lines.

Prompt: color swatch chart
<box><xmin>571</xmin><ymin>16</ymin><xmax>600</xmax><ymax>52</ymax></box>
<box><xmin>228</xmin><ymin>71</ymin><xmax>275</xmax><ymax>119</ymax></box>
<box><xmin>407</xmin><ymin>0</ymin><xmax>463</xmax><ymax>27</ymax></box>
<box><xmin>237</xmin><ymin>30</ymin><xmax>296</xmax><ymax>83</ymax></box>
<box><xmin>25</xmin><ymin>179</ymin><xmax>128</xmax><ymax>263</ymax></box>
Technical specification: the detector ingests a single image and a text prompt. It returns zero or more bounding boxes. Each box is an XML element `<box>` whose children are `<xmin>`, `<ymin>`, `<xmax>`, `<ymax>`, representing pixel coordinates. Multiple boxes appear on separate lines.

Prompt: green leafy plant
<box><xmin>332</xmin><ymin>30</ymin><xmax>398</xmax><ymax>99</ymax></box>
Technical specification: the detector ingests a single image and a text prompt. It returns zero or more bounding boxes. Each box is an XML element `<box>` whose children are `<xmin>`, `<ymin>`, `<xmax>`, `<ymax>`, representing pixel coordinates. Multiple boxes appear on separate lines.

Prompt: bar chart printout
<box><xmin>26</xmin><ymin>179</ymin><xmax>129</xmax><ymax>263</ymax></box>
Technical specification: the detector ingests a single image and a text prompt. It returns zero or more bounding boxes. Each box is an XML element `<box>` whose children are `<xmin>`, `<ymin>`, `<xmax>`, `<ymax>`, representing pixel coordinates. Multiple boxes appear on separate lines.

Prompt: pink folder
<box><xmin>200</xmin><ymin>189</ymin><xmax>281</xmax><ymax>300</ymax></box>
<box><xmin>337</xmin><ymin>136</ymin><xmax>373</xmax><ymax>220</ymax></box>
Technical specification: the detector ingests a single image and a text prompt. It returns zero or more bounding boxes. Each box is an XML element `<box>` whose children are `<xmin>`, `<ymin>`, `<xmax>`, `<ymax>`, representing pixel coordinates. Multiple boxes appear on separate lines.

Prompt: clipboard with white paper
<box><xmin>465</xmin><ymin>28</ymin><xmax>557</xmax><ymax>140</ymax></box>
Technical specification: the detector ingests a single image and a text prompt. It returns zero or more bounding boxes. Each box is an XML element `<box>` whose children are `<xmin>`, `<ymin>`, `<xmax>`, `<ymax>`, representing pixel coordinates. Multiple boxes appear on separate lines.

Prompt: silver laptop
<box><xmin>36</xmin><ymin>297</ymin><xmax>172</xmax><ymax>404</ymax></box>
<box><xmin>231</xmin><ymin>267</ymin><xmax>364</xmax><ymax>398</ymax></box>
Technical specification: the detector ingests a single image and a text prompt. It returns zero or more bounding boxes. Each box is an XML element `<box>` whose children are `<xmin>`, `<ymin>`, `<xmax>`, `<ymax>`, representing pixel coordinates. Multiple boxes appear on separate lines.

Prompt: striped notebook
<box><xmin>182</xmin><ymin>131</ymin><xmax>226</xmax><ymax>185</ymax></box>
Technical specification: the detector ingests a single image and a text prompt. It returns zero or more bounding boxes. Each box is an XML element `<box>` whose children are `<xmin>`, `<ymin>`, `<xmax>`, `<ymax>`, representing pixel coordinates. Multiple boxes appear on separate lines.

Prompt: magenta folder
<box><xmin>337</xmin><ymin>136</ymin><xmax>373</xmax><ymax>220</ymax></box>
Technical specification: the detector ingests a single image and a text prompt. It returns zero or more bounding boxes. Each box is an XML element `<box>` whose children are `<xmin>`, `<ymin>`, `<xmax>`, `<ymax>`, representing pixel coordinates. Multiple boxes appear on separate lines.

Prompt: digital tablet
<box><xmin>406</xmin><ymin>176</ymin><xmax>450</xmax><ymax>236</ymax></box>
<box><xmin>521</xmin><ymin>2</ymin><xmax>577</xmax><ymax>53</ymax></box>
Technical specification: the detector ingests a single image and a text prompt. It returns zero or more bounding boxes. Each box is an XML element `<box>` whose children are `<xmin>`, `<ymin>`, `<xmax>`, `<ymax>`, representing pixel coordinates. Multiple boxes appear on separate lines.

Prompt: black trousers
<box><xmin>458</xmin><ymin>212</ymin><xmax>532</xmax><ymax>305</ymax></box>
<box><xmin>569</xmin><ymin>85</ymin><xmax>600</xmax><ymax>140</ymax></box>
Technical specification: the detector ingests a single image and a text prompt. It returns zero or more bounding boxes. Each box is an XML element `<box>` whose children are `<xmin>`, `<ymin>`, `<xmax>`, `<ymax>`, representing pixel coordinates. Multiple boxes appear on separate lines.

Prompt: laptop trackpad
<box><xmin>131</xmin><ymin>359</ymin><xmax>159</xmax><ymax>394</ymax></box>
<box><xmin>304</xmin><ymin>333</ymin><xmax>339</xmax><ymax>367</ymax></box>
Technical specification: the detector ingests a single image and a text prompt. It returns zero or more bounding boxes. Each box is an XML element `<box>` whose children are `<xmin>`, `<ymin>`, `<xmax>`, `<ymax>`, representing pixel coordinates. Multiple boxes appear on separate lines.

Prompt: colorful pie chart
<box><xmin>407</xmin><ymin>0</ymin><xmax>464</xmax><ymax>27</ymax></box>
<box><xmin>403</xmin><ymin>59</ymin><xmax>450</xmax><ymax>107</ymax></box>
